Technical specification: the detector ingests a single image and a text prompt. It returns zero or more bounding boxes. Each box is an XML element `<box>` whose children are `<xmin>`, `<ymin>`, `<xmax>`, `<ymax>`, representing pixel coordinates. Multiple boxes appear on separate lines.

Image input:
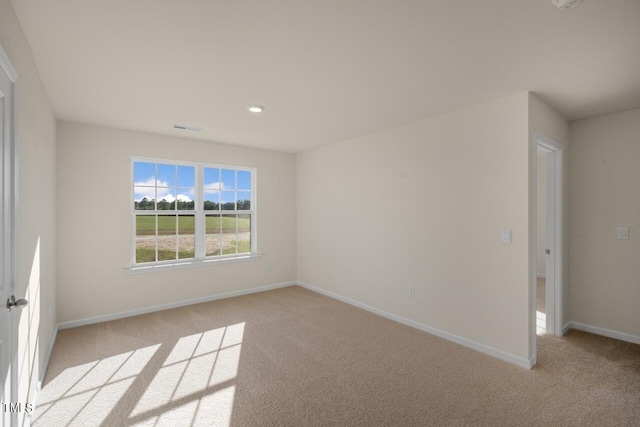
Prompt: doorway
<box><xmin>535</xmin><ymin>132</ymin><xmax>563</xmax><ymax>337</ymax></box>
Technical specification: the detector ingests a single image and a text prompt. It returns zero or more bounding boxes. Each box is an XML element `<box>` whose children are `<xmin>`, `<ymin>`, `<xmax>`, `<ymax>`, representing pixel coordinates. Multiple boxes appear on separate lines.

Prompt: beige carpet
<box><xmin>34</xmin><ymin>286</ymin><xmax>640</xmax><ymax>426</ymax></box>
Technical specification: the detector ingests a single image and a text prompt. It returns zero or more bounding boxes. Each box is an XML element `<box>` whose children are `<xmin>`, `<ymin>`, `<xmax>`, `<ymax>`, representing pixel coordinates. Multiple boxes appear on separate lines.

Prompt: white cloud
<box><xmin>134</xmin><ymin>187</ymin><xmax>155</xmax><ymax>202</ymax></box>
<box><xmin>134</xmin><ymin>177</ymin><xmax>192</xmax><ymax>202</ymax></box>
<box><xmin>133</xmin><ymin>177</ymin><xmax>204</xmax><ymax>202</ymax></box>
<box><xmin>204</xmin><ymin>181</ymin><xmax>225</xmax><ymax>191</ymax></box>
<box><xmin>134</xmin><ymin>177</ymin><xmax>159</xmax><ymax>187</ymax></box>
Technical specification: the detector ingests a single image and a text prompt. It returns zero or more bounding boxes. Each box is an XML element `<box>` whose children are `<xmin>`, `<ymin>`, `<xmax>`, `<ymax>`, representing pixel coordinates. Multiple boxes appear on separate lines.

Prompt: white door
<box><xmin>0</xmin><ymin>49</ymin><xmax>17</xmax><ymax>427</ymax></box>
<box><xmin>1</xmin><ymin>57</ymin><xmax>11</xmax><ymax>427</ymax></box>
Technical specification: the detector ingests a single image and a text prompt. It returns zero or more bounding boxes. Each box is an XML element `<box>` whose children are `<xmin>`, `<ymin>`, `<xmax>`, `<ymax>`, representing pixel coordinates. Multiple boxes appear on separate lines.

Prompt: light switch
<box><xmin>618</xmin><ymin>227</ymin><xmax>630</xmax><ymax>240</ymax></box>
<box><xmin>501</xmin><ymin>229</ymin><xmax>512</xmax><ymax>244</ymax></box>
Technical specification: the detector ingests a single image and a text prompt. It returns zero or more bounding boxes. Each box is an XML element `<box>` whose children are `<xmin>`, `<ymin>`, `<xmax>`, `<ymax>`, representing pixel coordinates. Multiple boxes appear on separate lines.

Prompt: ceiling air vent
<box><xmin>172</xmin><ymin>124</ymin><xmax>202</xmax><ymax>132</ymax></box>
<box><xmin>553</xmin><ymin>0</ymin><xmax>583</xmax><ymax>9</ymax></box>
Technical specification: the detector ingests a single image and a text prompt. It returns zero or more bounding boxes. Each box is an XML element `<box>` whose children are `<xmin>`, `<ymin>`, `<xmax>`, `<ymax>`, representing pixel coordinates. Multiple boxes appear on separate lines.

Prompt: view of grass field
<box><xmin>135</xmin><ymin>215</ymin><xmax>250</xmax><ymax>235</ymax></box>
<box><xmin>135</xmin><ymin>215</ymin><xmax>251</xmax><ymax>263</ymax></box>
<box><xmin>136</xmin><ymin>247</ymin><xmax>196</xmax><ymax>263</ymax></box>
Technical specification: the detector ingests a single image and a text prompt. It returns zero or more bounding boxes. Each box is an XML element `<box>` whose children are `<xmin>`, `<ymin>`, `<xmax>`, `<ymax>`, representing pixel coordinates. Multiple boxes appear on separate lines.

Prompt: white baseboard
<box><xmin>567</xmin><ymin>321</ymin><xmax>640</xmax><ymax>345</ymax></box>
<box><xmin>296</xmin><ymin>281</ymin><xmax>533</xmax><ymax>369</ymax></box>
<box><xmin>58</xmin><ymin>281</ymin><xmax>296</xmax><ymax>330</ymax></box>
<box><xmin>562</xmin><ymin>321</ymin><xmax>571</xmax><ymax>335</ymax></box>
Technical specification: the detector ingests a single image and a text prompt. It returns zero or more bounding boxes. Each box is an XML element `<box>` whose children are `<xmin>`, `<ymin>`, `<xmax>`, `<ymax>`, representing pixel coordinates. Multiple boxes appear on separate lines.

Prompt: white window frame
<box><xmin>130</xmin><ymin>157</ymin><xmax>257</xmax><ymax>270</ymax></box>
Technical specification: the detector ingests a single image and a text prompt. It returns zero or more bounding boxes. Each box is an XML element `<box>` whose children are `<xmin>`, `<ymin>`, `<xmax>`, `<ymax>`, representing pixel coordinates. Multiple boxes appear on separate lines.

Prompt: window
<box><xmin>132</xmin><ymin>159</ymin><xmax>255</xmax><ymax>266</ymax></box>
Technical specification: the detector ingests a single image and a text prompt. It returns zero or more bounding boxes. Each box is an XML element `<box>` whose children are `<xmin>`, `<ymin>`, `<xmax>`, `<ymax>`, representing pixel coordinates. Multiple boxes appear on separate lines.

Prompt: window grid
<box><xmin>132</xmin><ymin>159</ymin><xmax>255</xmax><ymax>266</ymax></box>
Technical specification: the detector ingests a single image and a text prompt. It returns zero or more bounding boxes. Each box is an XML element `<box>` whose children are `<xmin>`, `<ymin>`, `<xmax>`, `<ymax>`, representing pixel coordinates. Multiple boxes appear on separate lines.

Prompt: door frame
<box><xmin>534</xmin><ymin>132</ymin><xmax>563</xmax><ymax>337</ymax></box>
<box><xmin>0</xmin><ymin>44</ymin><xmax>19</xmax><ymax>427</ymax></box>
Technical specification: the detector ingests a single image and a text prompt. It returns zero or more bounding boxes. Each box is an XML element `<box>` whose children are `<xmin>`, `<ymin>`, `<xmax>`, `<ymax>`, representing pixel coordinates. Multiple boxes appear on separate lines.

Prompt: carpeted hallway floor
<box><xmin>34</xmin><ymin>286</ymin><xmax>640</xmax><ymax>426</ymax></box>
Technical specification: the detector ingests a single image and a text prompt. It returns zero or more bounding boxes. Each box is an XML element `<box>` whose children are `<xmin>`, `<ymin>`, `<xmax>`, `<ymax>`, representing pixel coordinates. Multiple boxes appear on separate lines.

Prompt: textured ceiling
<box><xmin>11</xmin><ymin>0</ymin><xmax>640</xmax><ymax>152</ymax></box>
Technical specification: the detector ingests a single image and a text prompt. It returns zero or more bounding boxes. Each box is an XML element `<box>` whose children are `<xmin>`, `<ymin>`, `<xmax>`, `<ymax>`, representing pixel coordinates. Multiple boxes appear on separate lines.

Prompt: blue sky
<box><xmin>134</xmin><ymin>162</ymin><xmax>251</xmax><ymax>202</ymax></box>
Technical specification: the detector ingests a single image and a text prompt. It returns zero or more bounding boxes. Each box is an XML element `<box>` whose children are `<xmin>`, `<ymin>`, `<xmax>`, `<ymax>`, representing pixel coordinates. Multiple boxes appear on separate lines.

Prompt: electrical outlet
<box><xmin>267</xmin><ymin>262</ymin><xmax>273</xmax><ymax>271</ymax></box>
<box><xmin>618</xmin><ymin>227</ymin><xmax>630</xmax><ymax>239</ymax></box>
<box><xmin>49</xmin><ymin>305</ymin><xmax>53</xmax><ymax>317</ymax></box>
<box><xmin>408</xmin><ymin>287</ymin><xmax>415</xmax><ymax>299</ymax></box>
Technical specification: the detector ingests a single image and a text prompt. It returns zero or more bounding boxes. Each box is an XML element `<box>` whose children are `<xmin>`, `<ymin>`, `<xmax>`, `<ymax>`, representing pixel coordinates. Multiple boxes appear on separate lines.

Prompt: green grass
<box><xmin>136</xmin><ymin>215</ymin><xmax>250</xmax><ymax>236</ymax></box>
<box><xmin>136</xmin><ymin>248</ymin><xmax>195</xmax><ymax>263</ymax></box>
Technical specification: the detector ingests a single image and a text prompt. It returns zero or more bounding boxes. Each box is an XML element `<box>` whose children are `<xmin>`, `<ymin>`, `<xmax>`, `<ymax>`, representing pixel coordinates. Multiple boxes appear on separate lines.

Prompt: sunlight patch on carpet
<box><xmin>34</xmin><ymin>322</ymin><xmax>245</xmax><ymax>426</ymax></box>
<box><xmin>130</xmin><ymin>322</ymin><xmax>244</xmax><ymax>426</ymax></box>
<box><xmin>33</xmin><ymin>344</ymin><xmax>160</xmax><ymax>426</ymax></box>
<box><xmin>132</xmin><ymin>385</ymin><xmax>236</xmax><ymax>427</ymax></box>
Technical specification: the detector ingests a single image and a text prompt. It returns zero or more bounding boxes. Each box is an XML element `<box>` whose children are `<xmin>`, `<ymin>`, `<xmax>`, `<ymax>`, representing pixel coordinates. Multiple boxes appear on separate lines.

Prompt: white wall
<box><xmin>0</xmin><ymin>0</ymin><xmax>57</xmax><ymax>421</ymax></box>
<box><xmin>298</xmin><ymin>92</ymin><xmax>532</xmax><ymax>364</ymax></box>
<box><xmin>56</xmin><ymin>122</ymin><xmax>296</xmax><ymax>323</ymax></box>
<box><xmin>536</xmin><ymin>150</ymin><xmax>546</xmax><ymax>276</ymax></box>
<box><xmin>569</xmin><ymin>107</ymin><xmax>640</xmax><ymax>338</ymax></box>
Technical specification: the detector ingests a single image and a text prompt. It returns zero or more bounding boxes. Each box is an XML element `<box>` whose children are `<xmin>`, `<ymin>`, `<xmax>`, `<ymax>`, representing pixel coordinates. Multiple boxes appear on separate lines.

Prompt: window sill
<box><xmin>124</xmin><ymin>254</ymin><xmax>262</xmax><ymax>275</ymax></box>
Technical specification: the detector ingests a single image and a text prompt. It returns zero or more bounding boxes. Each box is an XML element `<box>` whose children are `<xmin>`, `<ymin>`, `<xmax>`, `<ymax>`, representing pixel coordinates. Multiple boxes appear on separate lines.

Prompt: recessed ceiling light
<box><xmin>248</xmin><ymin>105</ymin><xmax>265</xmax><ymax>113</ymax></box>
<box><xmin>173</xmin><ymin>124</ymin><xmax>202</xmax><ymax>132</ymax></box>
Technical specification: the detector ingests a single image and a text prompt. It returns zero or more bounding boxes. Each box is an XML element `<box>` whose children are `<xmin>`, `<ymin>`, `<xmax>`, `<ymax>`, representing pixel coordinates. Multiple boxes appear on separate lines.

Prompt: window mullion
<box><xmin>195</xmin><ymin>165</ymin><xmax>204</xmax><ymax>258</ymax></box>
<box><xmin>155</xmin><ymin>214</ymin><xmax>159</xmax><ymax>263</ymax></box>
<box><xmin>175</xmin><ymin>214</ymin><xmax>178</xmax><ymax>260</ymax></box>
<box><xmin>175</xmin><ymin>167</ymin><xmax>178</xmax><ymax>260</ymax></box>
